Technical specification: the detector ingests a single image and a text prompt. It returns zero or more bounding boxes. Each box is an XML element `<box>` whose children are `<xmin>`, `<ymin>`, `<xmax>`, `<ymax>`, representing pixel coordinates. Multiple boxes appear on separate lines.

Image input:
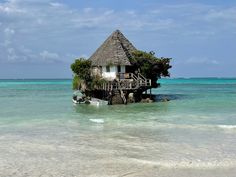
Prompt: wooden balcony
<box><xmin>99</xmin><ymin>73</ymin><xmax>151</xmax><ymax>91</ymax></box>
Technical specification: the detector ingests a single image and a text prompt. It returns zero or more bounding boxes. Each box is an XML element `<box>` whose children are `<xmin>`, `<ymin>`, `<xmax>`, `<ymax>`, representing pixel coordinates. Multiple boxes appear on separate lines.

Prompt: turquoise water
<box><xmin>0</xmin><ymin>78</ymin><xmax>236</xmax><ymax>176</ymax></box>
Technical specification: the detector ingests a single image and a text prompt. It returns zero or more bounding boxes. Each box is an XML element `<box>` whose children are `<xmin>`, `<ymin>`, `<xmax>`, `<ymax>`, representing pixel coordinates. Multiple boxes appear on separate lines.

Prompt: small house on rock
<box><xmin>71</xmin><ymin>29</ymin><xmax>172</xmax><ymax>104</ymax></box>
<box><xmin>88</xmin><ymin>30</ymin><xmax>152</xmax><ymax>104</ymax></box>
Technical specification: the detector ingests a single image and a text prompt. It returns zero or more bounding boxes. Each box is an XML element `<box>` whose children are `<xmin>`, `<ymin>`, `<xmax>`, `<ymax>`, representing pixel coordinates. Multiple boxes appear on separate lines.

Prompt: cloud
<box><xmin>40</xmin><ymin>50</ymin><xmax>59</xmax><ymax>61</ymax></box>
<box><xmin>7</xmin><ymin>47</ymin><xmax>18</xmax><ymax>62</ymax></box>
<box><xmin>83</xmin><ymin>7</ymin><xmax>93</xmax><ymax>13</ymax></box>
<box><xmin>205</xmin><ymin>7</ymin><xmax>236</xmax><ymax>21</ymax></box>
<box><xmin>49</xmin><ymin>2</ymin><xmax>65</xmax><ymax>8</ymax></box>
<box><xmin>0</xmin><ymin>0</ymin><xmax>175</xmax><ymax>64</ymax></box>
<box><xmin>0</xmin><ymin>0</ymin><xmax>235</xmax><ymax>67</ymax></box>
<box><xmin>186</xmin><ymin>57</ymin><xmax>219</xmax><ymax>65</ymax></box>
<box><xmin>147</xmin><ymin>3</ymin><xmax>236</xmax><ymax>36</ymax></box>
<box><xmin>4</xmin><ymin>27</ymin><xmax>15</xmax><ymax>35</ymax></box>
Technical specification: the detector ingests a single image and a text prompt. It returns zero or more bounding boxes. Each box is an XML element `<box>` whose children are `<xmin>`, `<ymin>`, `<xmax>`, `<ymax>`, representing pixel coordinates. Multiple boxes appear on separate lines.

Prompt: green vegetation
<box><xmin>71</xmin><ymin>58</ymin><xmax>92</xmax><ymax>81</ymax></box>
<box><xmin>71</xmin><ymin>58</ymin><xmax>91</xmax><ymax>91</ymax></box>
<box><xmin>72</xmin><ymin>75</ymin><xmax>80</xmax><ymax>90</ymax></box>
<box><xmin>131</xmin><ymin>50</ymin><xmax>172</xmax><ymax>88</ymax></box>
<box><xmin>71</xmin><ymin>58</ymin><xmax>107</xmax><ymax>91</ymax></box>
<box><xmin>91</xmin><ymin>76</ymin><xmax>107</xmax><ymax>89</ymax></box>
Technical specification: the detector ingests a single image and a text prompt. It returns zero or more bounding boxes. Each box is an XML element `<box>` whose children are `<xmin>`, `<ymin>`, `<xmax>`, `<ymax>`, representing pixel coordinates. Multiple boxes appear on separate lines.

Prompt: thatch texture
<box><xmin>89</xmin><ymin>30</ymin><xmax>137</xmax><ymax>66</ymax></box>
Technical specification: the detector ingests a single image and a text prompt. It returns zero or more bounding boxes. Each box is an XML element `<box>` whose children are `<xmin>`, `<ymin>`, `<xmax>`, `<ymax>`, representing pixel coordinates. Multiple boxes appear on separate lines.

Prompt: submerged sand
<box><xmin>1</xmin><ymin>123</ymin><xmax>236</xmax><ymax>177</ymax></box>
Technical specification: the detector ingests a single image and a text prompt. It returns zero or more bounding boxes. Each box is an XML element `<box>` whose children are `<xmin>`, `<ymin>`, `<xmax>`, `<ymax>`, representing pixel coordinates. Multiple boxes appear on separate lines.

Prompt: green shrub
<box><xmin>71</xmin><ymin>58</ymin><xmax>92</xmax><ymax>81</ymax></box>
<box><xmin>72</xmin><ymin>75</ymin><xmax>80</xmax><ymax>90</ymax></box>
<box><xmin>131</xmin><ymin>50</ymin><xmax>172</xmax><ymax>88</ymax></box>
<box><xmin>91</xmin><ymin>76</ymin><xmax>107</xmax><ymax>89</ymax></box>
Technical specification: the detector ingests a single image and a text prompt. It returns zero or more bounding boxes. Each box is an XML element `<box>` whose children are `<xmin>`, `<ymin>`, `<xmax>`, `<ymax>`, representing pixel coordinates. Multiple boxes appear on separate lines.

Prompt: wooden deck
<box><xmin>99</xmin><ymin>73</ymin><xmax>151</xmax><ymax>91</ymax></box>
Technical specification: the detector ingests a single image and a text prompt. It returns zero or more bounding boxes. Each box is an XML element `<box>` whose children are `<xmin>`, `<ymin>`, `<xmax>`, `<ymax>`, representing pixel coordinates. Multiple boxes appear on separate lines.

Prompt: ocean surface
<box><xmin>0</xmin><ymin>78</ymin><xmax>236</xmax><ymax>177</ymax></box>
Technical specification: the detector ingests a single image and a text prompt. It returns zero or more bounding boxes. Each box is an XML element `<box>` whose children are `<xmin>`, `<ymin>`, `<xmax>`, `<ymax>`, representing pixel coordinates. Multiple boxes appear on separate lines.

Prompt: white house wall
<box><xmin>102</xmin><ymin>66</ymin><xmax>116</xmax><ymax>80</ymax></box>
<box><xmin>101</xmin><ymin>65</ymin><xmax>126</xmax><ymax>80</ymax></box>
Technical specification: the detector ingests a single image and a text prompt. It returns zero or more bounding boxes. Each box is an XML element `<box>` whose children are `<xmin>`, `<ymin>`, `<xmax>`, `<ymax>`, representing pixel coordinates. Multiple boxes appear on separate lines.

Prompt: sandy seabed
<box><xmin>1</xmin><ymin>128</ymin><xmax>236</xmax><ymax>177</ymax></box>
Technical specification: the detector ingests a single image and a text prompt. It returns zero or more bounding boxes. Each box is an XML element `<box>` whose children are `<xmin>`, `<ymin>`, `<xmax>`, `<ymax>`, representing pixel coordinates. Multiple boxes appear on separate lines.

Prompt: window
<box><xmin>117</xmin><ymin>65</ymin><xmax>121</xmax><ymax>73</ymax></box>
<box><xmin>106</xmin><ymin>66</ymin><xmax>110</xmax><ymax>72</ymax></box>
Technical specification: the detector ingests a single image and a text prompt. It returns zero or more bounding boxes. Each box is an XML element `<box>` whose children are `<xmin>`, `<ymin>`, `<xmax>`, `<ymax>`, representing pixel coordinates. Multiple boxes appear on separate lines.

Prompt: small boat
<box><xmin>72</xmin><ymin>97</ymin><xmax>89</xmax><ymax>104</ymax></box>
<box><xmin>72</xmin><ymin>91</ymin><xmax>108</xmax><ymax>106</ymax></box>
<box><xmin>72</xmin><ymin>97</ymin><xmax>108</xmax><ymax>106</ymax></box>
<box><xmin>72</xmin><ymin>91</ymin><xmax>89</xmax><ymax>104</ymax></box>
<box><xmin>90</xmin><ymin>98</ymin><xmax>108</xmax><ymax>106</ymax></box>
<box><xmin>72</xmin><ymin>94</ymin><xmax>90</xmax><ymax>104</ymax></box>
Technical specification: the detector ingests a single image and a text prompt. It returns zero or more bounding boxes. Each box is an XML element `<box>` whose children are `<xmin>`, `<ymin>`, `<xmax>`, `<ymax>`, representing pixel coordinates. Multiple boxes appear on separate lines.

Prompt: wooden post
<box><xmin>150</xmin><ymin>88</ymin><xmax>152</xmax><ymax>99</ymax></box>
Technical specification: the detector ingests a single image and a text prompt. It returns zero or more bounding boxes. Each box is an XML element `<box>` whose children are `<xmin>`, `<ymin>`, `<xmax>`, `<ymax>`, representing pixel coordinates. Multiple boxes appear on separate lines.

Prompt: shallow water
<box><xmin>0</xmin><ymin>78</ymin><xmax>236</xmax><ymax>177</ymax></box>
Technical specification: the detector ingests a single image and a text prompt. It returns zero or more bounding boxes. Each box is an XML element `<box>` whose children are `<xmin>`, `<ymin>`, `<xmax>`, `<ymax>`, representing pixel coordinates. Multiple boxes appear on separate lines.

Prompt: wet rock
<box><xmin>161</xmin><ymin>97</ymin><xmax>170</xmax><ymax>102</ymax></box>
<box><xmin>128</xmin><ymin>93</ymin><xmax>135</xmax><ymax>103</ymax></box>
<box><xmin>141</xmin><ymin>98</ymin><xmax>154</xmax><ymax>103</ymax></box>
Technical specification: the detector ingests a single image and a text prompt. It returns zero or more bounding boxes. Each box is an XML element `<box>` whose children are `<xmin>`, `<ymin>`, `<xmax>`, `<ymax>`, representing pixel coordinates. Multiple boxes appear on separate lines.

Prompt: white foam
<box><xmin>217</xmin><ymin>125</ymin><xmax>236</xmax><ymax>129</ymax></box>
<box><xmin>131</xmin><ymin>159</ymin><xmax>236</xmax><ymax>169</ymax></box>
<box><xmin>89</xmin><ymin>119</ymin><xmax>104</xmax><ymax>124</ymax></box>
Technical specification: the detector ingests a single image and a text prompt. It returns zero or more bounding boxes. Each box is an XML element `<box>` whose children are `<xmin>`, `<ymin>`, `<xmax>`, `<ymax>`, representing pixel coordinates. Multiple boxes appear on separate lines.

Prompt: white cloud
<box><xmin>6</xmin><ymin>47</ymin><xmax>18</xmax><ymax>62</ymax></box>
<box><xmin>204</xmin><ymin>7</ymin><xmax>236</xmax><ymax>29</ymax></box>
<box><xmin>83</xmin><ymin>7</ymin><xmax>93</xmax><ymax>13</ymax></box>
<box><xmin>150</xmin><ymin>9</ymin><xmax>160</xmax><ymax>14</ymax></box>
<box><xmin>1</xmin><ymin>28</ymin><xmax>15</xmax><ymax>47</ymax></box>
<box><xmin>49</xmin><ymin>2</ymin><xmax>64</xmax><ymax>8</ymax></box>
<box><xmin>103</xmin><ymin>10</ymin><xmax>114</xmax><ymax>16</ymax></box>
<box><xmin>205</xmin><ymin>8</ymin><xmax>236</xmax><ymax>21</ymax></box>
<box><xmin>40</xmin><ymin>50</ymin><xmax>59</xmax><ymax>61</ymax></box>
<box><xmin>126</xmin><ymin>10</ymin><xmax>136</xmax><ymax>16</ymax></box>
<box><xmin>186</xmin><ymin>57</ymin><xmax>219</xmax><ymax>65</ymax></box>
<box><xmin>4</xmin><ymin>27</ymin><xmax>15</xmax><ymax>35</ymax></box>
<box><xmin>0</xmin><ymin>0</ymin><xmax>235</xmax><ymax>65</ymax></box>
<box><xmin>0</xmin><ymin>0</ymin><xmax>26</xmax><ymax>14</ymax></box>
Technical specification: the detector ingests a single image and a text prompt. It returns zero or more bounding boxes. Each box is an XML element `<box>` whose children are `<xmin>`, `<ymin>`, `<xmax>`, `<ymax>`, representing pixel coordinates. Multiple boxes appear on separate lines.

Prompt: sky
<box><xmin>0</xmin><ymin>0</ymin><xmax>235</xmax><ymax>78</ymax></box>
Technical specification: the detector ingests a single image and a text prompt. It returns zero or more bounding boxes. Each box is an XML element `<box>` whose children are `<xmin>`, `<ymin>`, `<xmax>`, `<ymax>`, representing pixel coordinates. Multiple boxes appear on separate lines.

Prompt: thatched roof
<box><xmin>89</xmin><ymin>30</ymin><xmax>137</xmax><ymax>66</ymax></box>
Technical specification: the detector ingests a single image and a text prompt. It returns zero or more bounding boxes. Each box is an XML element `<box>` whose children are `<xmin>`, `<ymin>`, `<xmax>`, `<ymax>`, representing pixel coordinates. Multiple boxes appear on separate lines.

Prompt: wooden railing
<box><xmin>99</xmin><ymin>73</ymin><xmax>151</xmax><ymax>91</ymax></box>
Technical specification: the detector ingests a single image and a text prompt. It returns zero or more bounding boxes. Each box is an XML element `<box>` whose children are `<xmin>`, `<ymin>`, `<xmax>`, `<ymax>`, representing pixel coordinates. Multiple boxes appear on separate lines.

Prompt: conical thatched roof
<box><xmin>89</xmin><ymin>30</ymin><xmax>137</xmax><ymax>66</ymax></box>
